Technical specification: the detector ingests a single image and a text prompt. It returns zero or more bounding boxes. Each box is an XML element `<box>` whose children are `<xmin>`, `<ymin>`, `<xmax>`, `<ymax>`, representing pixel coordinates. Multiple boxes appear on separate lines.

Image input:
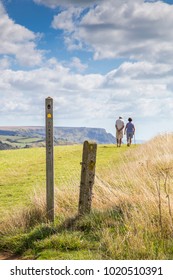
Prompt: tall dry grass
<box><xmin>92</xmin><ymin>133</ymin><xmax>173</xmax><ymax>258</ymax></box>
<box><xmin>0</xmin><ymin>185</ymin><xmax>80</xmax><ymax>235</ymax></box>
<box><xmin>95</xmin><ymin>134</ymin><xmax>173</xmax><ymax>224</ymax></box>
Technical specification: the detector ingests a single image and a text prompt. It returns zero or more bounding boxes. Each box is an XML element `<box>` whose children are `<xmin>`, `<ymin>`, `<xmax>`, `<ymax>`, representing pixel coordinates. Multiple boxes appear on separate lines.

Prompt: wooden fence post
<box><xmin>78</xmin><ymin>141</ymin><xmax>97</xmax><ymax>215</ymax></box>
<box><xmin>45</xmin><ymin>97</ymin><xmax>54</xmax><ymax>222</ymax></box>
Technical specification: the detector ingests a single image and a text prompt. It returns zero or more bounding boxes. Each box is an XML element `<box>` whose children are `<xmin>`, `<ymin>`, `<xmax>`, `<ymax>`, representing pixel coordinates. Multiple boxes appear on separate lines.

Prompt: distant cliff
<box><xmin>0</xmin><ymin>126</ymin><xmax>115</xmax><ymax>149</ymax></box>
<box><xmin>54</xmin><ymin>127</ymin><xmax>115</xmax><ymax>144</ymax></box>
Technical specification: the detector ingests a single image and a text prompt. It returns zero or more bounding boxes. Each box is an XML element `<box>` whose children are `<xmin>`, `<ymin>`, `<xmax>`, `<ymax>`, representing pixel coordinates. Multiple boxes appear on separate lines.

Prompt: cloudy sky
<box><xmin>0</xmin><ymin>0</ymin><xmax>173</xmax><ymax>140</ymax></box>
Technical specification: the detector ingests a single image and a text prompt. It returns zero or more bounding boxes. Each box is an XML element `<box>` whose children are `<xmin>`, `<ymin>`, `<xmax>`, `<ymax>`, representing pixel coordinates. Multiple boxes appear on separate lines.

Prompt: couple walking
<box><xmin>115</xmin><ymin>117</ymin><xmax>135</xmax><ymax>147</ymax></box>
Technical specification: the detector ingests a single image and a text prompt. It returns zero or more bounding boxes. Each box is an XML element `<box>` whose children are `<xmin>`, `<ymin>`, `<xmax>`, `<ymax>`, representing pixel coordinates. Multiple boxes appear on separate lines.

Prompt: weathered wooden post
<box><xmin>45</xmin><ymin>97</ymin><xmax>54</xmax><ymax>222</ymax></box>
<box><xmin>78</xmin><ymin>141</ymin><xmax>97</xmax><ymax>215</ymax></box>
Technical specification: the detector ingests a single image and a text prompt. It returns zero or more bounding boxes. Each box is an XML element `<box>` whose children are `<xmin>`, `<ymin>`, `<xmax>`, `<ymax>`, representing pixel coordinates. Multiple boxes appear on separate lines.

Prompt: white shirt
<box><xmin>116</xmin><ymin>119</ymin><xmax>124</xmax><ymax>130</ymax></box>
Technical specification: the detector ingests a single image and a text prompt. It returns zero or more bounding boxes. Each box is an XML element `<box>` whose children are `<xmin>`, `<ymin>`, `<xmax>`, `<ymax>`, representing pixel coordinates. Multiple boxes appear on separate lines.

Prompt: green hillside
<box><xmin>1</xmin><ymin>136</ymin><xmax>173</xmax><ymax>260</ymax></box>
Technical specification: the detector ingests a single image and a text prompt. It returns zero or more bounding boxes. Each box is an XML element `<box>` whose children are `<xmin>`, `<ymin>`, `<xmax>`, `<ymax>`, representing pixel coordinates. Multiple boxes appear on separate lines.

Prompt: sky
<box><xmin>0</xmin><ymin>0</ymin><xmax>173</xmax><ymax>140</ymax></box>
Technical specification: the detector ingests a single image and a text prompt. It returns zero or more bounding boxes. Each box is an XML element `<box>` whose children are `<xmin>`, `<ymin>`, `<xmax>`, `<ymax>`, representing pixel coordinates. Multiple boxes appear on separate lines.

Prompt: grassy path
<box><xmin>0</xmin><ymin>252</ymin><xmax>19</xmax><ymax>260</ymax></box>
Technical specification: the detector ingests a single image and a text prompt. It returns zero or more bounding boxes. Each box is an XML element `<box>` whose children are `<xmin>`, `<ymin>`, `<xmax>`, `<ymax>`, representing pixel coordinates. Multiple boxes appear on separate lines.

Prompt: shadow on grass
<box><xmin>0</xmin><ymin>207</ymin><xmax>124</xmax><ymax>259</ymax></box>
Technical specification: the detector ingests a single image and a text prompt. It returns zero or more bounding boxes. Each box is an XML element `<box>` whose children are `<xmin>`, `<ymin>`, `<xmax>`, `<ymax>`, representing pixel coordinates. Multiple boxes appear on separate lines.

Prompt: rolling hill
<box><xmin>0</xmin><ymin>126</ymin><xmax>115</xmax><ymax>149</ymax></box>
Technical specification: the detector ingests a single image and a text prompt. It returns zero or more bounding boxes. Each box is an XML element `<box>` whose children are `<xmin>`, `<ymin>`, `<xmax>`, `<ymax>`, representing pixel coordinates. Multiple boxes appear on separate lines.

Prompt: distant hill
<box><xmin>0</xmin><ymin>126</ymin><xmax>115</xmax><ymax>149</ymax></box>
<box><xmin>0</xmin><ymin>140</ymin><xmax>15</xmax><ymax>150</ymax></box>
<box><xmin>54</xmin><ymin>127</ymin><xmax>115</xmax><ymax>144</ymax></box>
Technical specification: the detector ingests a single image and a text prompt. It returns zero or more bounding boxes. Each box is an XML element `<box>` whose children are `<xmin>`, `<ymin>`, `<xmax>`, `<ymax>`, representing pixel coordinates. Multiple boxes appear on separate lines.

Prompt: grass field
<box><xmin>1</xmin><ymin>136</ymin><xmax>173</xmax><ymax>260</ymax></box>
<box><xmin>0</xmin><ymin>144</ymin><xmax>126</xmax><ymax>218</ymax></box>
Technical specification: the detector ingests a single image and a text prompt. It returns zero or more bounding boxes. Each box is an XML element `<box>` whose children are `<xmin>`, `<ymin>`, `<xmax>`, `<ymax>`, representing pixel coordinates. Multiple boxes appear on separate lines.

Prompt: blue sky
<box><xmin>0</xmin><ymin>0</ymin><xmax>173</xmax><ymax>140</ymax></box>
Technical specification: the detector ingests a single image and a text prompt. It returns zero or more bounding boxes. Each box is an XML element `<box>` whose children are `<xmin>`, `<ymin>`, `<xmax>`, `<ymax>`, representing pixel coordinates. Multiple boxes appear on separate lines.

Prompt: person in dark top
<box><xmin>124</xmin><ymin>117</ymin><xmax>135</xmax><ymax>146</ymax></box>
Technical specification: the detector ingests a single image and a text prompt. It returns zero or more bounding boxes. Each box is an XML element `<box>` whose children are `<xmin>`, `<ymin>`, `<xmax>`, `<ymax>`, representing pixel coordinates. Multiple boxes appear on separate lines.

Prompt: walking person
<box><xmin>124</xmin><ymin>117</ymin><xmax>135</xmax><ymax>146</ymax></box>
<box><xmin>115</xmin><ymin>116</ymin><xmax>124</xmax><ymax>147</ymax></box>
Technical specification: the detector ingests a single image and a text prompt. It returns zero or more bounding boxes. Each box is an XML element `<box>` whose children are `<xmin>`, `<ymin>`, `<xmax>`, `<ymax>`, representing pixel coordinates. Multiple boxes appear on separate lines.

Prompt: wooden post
<box><xmin>78</xmin><ymin>141</ymin><xmax>97</xmax><ymax>215</ymax></box>
<box><xmin>45</xmin><ymin>97</ymin><xmax>54</xmax><ymax>222</ymax></box>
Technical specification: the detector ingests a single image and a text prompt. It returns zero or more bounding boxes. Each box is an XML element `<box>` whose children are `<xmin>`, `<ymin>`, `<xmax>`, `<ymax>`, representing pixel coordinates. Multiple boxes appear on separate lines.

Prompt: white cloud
<box><xmin>0</xmin><ymin>58</ymin><xmax>172</xmax><ymax>126</ymax></box>
<box><xmin>69</xmin><ymin>57</ymin><xmax>88</xmax><ymax>72</ymax></box>
<box><xmin>51</xmin><ymin>0</ymin><xmax>173</xmax><ymax>63</ymax></box>
<box><xmin>51</xmin><ymin>7</ymin><xmax>82</xmax><ymax>32</ymax></box>
<box><xmin>0</xmin><ymin>1</ymin><xmax>43</xmax><ymax>66</ymax></box>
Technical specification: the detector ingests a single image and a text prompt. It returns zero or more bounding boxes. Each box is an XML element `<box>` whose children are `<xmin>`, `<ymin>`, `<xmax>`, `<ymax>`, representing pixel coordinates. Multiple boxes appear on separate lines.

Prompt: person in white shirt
<box><xmin>115</xmin><ymin>116</ymin><xmax>124</xmax><ymax>147</ymax></box>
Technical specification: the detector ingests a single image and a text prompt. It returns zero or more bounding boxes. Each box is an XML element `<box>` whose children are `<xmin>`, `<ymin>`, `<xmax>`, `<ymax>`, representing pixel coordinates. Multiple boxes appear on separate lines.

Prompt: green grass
<box><xmin>0</xmin><ymin>144</ymin><xmax>127</xmax><ymax>218</ymax></box>
<box><xmin>1</xmin><ymin>209</ymin><xmax>173</xmax><ymax>260</ymax></box>
<box><xmin>0</xmin><ymin>143</ymin><xmax>132</xmax><ymax>260</ymax></box>
<box><xmin>2</xmin><ymin>140</ymin><xmax>173</xmax><ymax>260</ymax></box>
<box><xmin>0</xmin><ymin>148</ymin><xmax>46</xmax><ymax>215</ymax></box>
